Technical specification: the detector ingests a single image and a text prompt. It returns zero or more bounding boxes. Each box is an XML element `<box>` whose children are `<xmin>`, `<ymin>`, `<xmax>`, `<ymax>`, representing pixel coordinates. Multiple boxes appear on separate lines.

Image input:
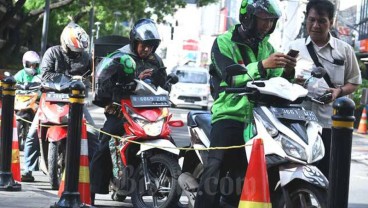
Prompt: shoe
<box><xmin>21</xmin><ymin>172</ymin><xmax>35</xmax><ymax>182</ymax></box>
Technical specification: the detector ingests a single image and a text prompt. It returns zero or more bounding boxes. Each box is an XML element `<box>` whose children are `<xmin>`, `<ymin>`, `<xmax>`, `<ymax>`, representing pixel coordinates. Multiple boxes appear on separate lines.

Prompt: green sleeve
<box><xmin>14</xmin><ymin>70</ymin><xmax>24</xmax><ymax>83</ymax></box>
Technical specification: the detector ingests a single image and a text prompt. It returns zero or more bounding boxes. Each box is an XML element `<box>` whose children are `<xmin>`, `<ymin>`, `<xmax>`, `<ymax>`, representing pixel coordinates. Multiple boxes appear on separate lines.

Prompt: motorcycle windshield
<box><xmin>41</xmin><ymin>74</ymin><xmax>71</xmax><ymax>92</ymax></box>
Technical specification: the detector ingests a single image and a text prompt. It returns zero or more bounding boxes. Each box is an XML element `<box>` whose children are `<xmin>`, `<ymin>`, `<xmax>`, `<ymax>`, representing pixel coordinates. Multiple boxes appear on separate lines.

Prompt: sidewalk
<box><xmin>351</xmin><ymin>131</ymin><xmax>368</xmax><ymax>166</ymax></box>
<box><xmin>0</xmin><ymin>132</ymin><xmax>367</xmax><ymax>208</ymax></box>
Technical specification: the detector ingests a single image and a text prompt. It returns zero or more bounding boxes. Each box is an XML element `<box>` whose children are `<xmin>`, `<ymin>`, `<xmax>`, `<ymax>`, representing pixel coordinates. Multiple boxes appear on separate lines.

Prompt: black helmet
<box><xmin>239</xmin><ymin>0</ymin><xmax>281</xmax><ymax>36</ymax></box>
<box><xmin>129</xmin><ymin>19</ymin><xmax>161</xmax><ymax>53</ymax></box>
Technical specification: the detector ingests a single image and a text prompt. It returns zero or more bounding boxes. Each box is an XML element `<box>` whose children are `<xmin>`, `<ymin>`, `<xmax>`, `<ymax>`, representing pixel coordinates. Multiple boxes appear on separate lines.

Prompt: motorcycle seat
<box><xmin>187</xmin><ymin>111</ymin><xmax>212</xmax><ymax>138</ymax></box>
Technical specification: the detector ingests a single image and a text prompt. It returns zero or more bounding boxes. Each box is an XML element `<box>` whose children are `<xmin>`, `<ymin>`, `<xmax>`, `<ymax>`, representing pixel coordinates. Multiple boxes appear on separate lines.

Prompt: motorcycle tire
<box><xmin>48</xmin><ymin>141</ymin><xmax>66</xmax><ymax>190</ymax></box>
<box><xmin>131</xmin><ymin>154</ymin><xmax>182</xmax><ymax>208</ymax></box>
<box><xmin>274</xmin><ymin>181</ymin><xmax>327</xmax><ymax>208</ymax></box>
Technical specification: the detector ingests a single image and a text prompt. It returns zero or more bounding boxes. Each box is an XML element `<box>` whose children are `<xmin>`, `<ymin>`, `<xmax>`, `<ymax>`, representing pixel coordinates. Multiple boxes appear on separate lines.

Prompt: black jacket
<box><xmin>41</xmin><ymin>45</ymin><xmax>92</xmax><ymax>80</ymax></box>
<box><xmin>118</xmin><ymin>45</ymin><xmax>167</xmax><ymax>89</ymax></box>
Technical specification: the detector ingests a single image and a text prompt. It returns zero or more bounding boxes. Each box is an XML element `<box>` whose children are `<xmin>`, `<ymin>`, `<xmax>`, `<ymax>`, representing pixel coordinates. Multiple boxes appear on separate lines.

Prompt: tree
<box><xmin>0</xmin><ymin>0</ymin><xmax>218</xmax><ymax>68</ymax></box>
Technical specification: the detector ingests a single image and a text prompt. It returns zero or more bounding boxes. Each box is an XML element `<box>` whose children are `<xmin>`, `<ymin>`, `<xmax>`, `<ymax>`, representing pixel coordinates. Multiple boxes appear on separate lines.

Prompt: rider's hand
<box><xmin>138</xmin><ymin>69</ymin><xmax>153</xmax><ymax>80</ymax></box>
<box><xmin>262</xmin><ymin>52</ymin><xmax>296</xmax><ymax>69</ymax></box>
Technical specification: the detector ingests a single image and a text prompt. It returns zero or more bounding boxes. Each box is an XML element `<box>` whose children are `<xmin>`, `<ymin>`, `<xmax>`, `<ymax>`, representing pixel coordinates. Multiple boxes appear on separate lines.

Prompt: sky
<box><xmin>339</xmin><ymin>0</ymin><xmax>361</xmax><ymax>10</ymax></box>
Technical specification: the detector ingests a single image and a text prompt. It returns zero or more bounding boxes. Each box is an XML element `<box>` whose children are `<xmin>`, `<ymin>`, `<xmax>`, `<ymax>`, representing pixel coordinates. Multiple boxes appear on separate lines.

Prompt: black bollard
<box><xmin>0</xmin><ymin>76</ymin><xmax>21</xmax><ymax>191</ymax></box>
<box><xmin>52</xmin><ymin>80</ymin><xmax>88</xmax><ymax>208</ymax></box>
<box><xmin>328</xmin><ymin>97</ymin><xmax>355</xmax><ymax>208</ymax></box>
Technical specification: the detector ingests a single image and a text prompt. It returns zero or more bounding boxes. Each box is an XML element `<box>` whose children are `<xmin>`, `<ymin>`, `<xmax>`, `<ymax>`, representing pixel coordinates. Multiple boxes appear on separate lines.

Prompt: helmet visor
<box><xmin>134</xmin><ymin>22</ymin><xmax>160</xmax><ymax>42</ymax></box>
<box><xmin>25</xmin><ymin>61</ymin><xmax>39</xmax><ymax>69</ymax></box>
<box><xmin>253</xmin><ymin>0</ymin><xmax>281</xmax><ymax>19</ymax></box>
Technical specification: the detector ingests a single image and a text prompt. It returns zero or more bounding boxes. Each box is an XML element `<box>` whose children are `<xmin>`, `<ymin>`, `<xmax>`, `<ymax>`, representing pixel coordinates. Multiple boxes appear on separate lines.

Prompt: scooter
<box><xmin>37</xmin><ymin>74</ymin><xmax>82</xmax><ymax>190</ymax></box>
<box><xmin>180</xmin><ymin>65</ymin><xmax>330</xmax><ymax>208</ymax></box>
<box><xmin>14</xmin><ymin>78</ymin><xmax>41</xmax><ymax>151</ymax></box>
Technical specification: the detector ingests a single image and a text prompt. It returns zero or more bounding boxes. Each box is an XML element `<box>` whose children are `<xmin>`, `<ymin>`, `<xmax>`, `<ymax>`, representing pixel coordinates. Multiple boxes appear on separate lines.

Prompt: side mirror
<box><xmin>167</xmin><ymin>73</ymin><xmax>179</xmax><ymax>84</ymax></box>
<box><xmin>311</xmin><ymin>66</ymin><xmax>326</xmax><ymax>79</ymax></box>
<box><xmin>225</xmin><ymin>64</ymin><xmax>248</xmax><ymax>76</ymax></box>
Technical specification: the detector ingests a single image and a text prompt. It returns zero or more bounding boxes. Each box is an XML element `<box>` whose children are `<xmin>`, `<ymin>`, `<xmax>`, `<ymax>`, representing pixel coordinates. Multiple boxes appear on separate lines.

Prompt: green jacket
<box><xmin>14</xmin><ymin>68</ymin><xmax>41</xmax><ymax>83</ymax></box>
<box><xmin>211</xmin><ymin>25</ymin><xmax>284</xmax><ymax>123</ymax></box>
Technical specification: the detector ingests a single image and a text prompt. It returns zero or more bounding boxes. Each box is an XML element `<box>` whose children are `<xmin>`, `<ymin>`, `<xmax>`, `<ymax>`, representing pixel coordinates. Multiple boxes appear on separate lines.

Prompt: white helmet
<box><xmin>22</xmin><ymin>51</ymin><xmax>40</xmax><ymax>76</ymax></box>
<box><xmin>60</xmin><ymin>22</ymin><xmax>89</xmax><ymax>54</ymax></box>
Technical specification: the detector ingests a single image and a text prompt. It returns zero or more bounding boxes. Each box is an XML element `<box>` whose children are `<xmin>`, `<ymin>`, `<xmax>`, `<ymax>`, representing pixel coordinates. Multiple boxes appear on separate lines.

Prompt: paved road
<box><xmin>0</xmin><ymin>106</ymin><xmax>367</xmax><ymax>207</ymax></box>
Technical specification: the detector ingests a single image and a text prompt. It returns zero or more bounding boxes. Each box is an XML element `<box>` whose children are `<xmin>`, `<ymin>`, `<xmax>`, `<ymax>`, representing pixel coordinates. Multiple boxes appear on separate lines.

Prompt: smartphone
<box><xmin>287</xmin><ymin>49</ymin><xmax>299</xmax><ymax>58</ymax></box>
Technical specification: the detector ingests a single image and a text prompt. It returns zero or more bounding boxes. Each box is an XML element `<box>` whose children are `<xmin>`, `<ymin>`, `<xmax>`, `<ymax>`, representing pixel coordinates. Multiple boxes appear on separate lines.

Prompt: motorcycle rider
<box><xmin>194</xmin><ymin>0</ymin><xmax>296</xmax><ymax>207</ymax></box>
<box><xmin>90</xmin><ymin>18</ymin><xmax>167</xmax><ymax>201</ymax></box>
<box><xmin>21</xmin><ymin>22</ymin><xmax>99</xmax><ymax>184</ymax></box>
<box><xmin>14</xmin><ymin>51</ymin><xmax>41</xmax><ymax>83</ymax></box>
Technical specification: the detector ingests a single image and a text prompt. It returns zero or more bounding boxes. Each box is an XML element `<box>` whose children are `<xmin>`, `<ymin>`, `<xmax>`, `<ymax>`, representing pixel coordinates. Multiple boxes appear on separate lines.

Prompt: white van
<box><xmin>170</xmin><ymin>65</ymin><xmax>210</xmax><ymax>110</ymax></box>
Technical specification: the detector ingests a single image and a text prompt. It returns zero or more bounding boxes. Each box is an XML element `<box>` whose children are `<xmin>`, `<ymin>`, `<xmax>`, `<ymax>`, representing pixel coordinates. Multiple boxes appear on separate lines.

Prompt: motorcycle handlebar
<box><xmin>225</xmin><ymin>87</ymin><xmax>251</xmax><ymax>94</ymax></box>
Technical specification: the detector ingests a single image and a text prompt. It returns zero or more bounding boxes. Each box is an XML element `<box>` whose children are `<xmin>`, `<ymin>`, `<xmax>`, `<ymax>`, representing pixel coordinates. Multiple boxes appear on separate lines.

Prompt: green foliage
<box><xmin>352</xmin><ymin>78</ymin><xmax>368</xmax><ymax>109</ymax></box>
<box><xmin>23</xmin><ymin>0</ymin><xmax>217</xmax><ymax>45</ymax></box>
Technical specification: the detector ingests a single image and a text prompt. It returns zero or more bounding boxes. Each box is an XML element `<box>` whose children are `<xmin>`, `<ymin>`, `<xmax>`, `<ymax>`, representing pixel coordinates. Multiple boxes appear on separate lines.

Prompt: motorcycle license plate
<box><xmin>130</xmin><ymin>95</ymin><xmax>170</xmax><ymax>107</ymax></box>
<box><xmin>271</xmin><ymin>107</ymin><xmax>318</xmax><ymax>122</ymax></box>
<box><xmin>45</xmin><ymin>93</ymin><xmax>69</xmax><ymax>102</ymax></box>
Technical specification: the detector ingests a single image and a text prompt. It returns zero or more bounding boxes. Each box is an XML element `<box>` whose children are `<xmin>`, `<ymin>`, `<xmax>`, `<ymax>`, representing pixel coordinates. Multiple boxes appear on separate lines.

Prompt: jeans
<box><xmin>22</xmin><ymin>106</ymin><xmax>98</xmax><ymax>174</ymax></box>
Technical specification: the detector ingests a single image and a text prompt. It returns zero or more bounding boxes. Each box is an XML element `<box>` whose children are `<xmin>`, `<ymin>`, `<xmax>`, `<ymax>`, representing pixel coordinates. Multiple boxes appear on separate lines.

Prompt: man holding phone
<box><xmin>286</xmin><ymin>0</ymin><xmax>361</xmax><ymax>180</ymax></box>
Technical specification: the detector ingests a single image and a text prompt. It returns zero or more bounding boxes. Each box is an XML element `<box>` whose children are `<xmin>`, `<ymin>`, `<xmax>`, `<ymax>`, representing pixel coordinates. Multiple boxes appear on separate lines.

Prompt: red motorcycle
<box><xmin>95</xmin><ymin>58</ymin><xmax>184</xmax><ymax>207</ymax></box>
<box><xmin>36</xmin><ymin>74</ymin><xmax>77</xmax><ymax>189</ymax></box>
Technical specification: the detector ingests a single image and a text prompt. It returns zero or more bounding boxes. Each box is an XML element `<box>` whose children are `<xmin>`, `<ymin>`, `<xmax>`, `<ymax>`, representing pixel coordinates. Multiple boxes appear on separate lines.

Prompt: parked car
<box><xmin>170</xmin><ymin>65</ymin><xmax>210</xmax><ymax>110</ymax></box>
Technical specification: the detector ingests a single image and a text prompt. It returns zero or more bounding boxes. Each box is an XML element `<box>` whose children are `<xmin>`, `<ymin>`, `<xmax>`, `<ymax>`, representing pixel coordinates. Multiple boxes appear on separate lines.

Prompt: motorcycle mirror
<box><xmin>168</xmin><ymin>120</ymin><xmax>184</xmax><ymax>127</ymax></box>
<box><xmin>167</xmin><ymin>73</ymin><xmax>179</xmax><ymax>84</ymax></box>
<box><xmin>225</xmin><ymin>64</ymin><xmax>248</xmax><ymax>76</ymax></box>
<box><xmin>4</xmin><ymin>71</ymin><xmax>11</xmax><ymax>77</ymax></box>
<box><xmin>311</xmin><ymin>67</ymin><xmax>326</xmax><ymax>79</ymax></box>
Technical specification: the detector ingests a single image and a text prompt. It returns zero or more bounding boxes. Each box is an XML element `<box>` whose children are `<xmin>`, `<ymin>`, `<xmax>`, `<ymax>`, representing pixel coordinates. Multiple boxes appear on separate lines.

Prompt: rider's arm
<box><xmin>40</xmin><ymin>47</ymin><xmax>62</xmax><ymax>81</ymax></box>
<box><xmin>151</xmin><ymin>55</ymin><xmax>168</xmax><ymax>90</ymax></box>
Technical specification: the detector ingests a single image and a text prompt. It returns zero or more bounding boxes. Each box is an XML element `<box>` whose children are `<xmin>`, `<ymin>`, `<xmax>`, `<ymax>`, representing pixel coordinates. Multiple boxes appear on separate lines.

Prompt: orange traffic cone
<box><xmin>357</xmin><ymin>107</ymin><xmax>367</xmax><ymax>134</ymax></box>
<box><xmin>11</xmin><ymin>116</ymin><xmax>21</xmax><ymax>182</ymax></box>
<box><xmin>58</xmin><ymin>119</ymin><xmax>91</xmax><ymax>204</ymax></box>
<box><xmin>238</xmin><ymin>138</ymin><xmax>271</xmax><ymax>208</ymax></box>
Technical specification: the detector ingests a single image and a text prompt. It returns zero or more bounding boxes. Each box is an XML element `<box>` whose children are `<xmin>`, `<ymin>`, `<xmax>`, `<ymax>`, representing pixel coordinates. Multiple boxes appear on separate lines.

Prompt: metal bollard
<box><xmin>52</xmin><ymin>80</ymin><xmax>88</xmax><ymax>207</ymax></box>
<box><xmin>328</xmin><ymin>97</ymin><xmax>355</xmax><ymax>208</ymax></box>
<box><xmin>0</xmin><ymin>76</ymin><xmax>21</xmax><ymax>191</ymax></box>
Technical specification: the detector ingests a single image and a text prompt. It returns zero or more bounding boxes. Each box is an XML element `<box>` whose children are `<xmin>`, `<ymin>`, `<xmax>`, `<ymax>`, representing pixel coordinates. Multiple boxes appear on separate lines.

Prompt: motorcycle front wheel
<box><xmin>48</xmin><ymin>140</ymin><xmax>66</xmax><ymax>190</ymax></box>
<box><xmin>275</xmin><ymin>181</ymin><xmax>327</xmax><ymax>208</ymax></box>
<box><xmin>131</xmin><ymin>154</ymin><xmax>182</xmax><ymax>208</ymax></box>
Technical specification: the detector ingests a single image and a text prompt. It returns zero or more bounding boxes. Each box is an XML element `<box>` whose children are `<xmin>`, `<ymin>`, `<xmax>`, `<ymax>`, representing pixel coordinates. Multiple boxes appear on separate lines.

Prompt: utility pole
<box><xmin>88</xmin><ymin>0</ymin><xmax>95</xmax><ymax>54</ymax></box>
<box><xmin>40</xmin><ymin>0</ymin><xmax>50</xmax><ymax>57</ymax></box>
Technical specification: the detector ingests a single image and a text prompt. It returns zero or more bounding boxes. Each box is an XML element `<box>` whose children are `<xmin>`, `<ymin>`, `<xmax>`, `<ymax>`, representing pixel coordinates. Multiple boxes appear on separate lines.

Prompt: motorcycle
<box><xmin>14</xmin><ymin>78</ymin><xmax>41</xmax><ymax>151</ymax></box>
<box><xmin>37</xmin><ymin>74</ymin><xmax>84</xmax><ymax>190</ymax></box>
<box><xmin>94</xmin><ymin>57</ymin><xmax>185</xmax><ymax>207</ymax></box>
<box><xmin>179</xmin><ymin>65</ymin><xmax>330</xmax><ymax>208</ymax></box>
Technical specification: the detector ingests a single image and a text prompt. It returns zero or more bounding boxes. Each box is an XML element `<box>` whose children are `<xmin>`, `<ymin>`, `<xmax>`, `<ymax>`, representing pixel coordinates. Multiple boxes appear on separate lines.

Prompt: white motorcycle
<box><xmin>179</xmin><ymin>65</ymin><xmax>329</xmax><ymax>208</ymax></box>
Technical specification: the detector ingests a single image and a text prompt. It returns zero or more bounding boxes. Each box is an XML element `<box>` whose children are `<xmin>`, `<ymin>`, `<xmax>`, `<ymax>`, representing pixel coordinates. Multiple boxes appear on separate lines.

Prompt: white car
<box><xmin>170</xmin><ymin>65</ymin><xmax>211</xmax><ymax>110</ymax></box>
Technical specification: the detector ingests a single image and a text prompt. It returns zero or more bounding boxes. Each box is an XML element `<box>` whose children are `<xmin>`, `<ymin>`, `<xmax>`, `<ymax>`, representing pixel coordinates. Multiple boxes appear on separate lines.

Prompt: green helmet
<box><xmin>239</xmin><ymin>0</ymin><xmax>281</xmax><ymax>35</ymax></box>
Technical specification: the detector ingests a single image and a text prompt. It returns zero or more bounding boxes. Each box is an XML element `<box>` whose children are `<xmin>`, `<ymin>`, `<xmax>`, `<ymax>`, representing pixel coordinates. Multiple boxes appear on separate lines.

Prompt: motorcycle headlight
<box><xmin>275</xmin><ymin>133</ymin><xmax>307</xmax><ymax>161</ymax></box>
<box><xmin>311</xmin><ymin>134</ymin><xmax>325</xmax><ymax>163</ymax></box>
<box><xmin>126</xmin><ymin>106</ymin><xmax>164</xmax><ymax>137</ymax></box>
<box><xmin>143</xmin><ymin>119</ymin><xmax>164</xmax><ymax>137</ymax></box>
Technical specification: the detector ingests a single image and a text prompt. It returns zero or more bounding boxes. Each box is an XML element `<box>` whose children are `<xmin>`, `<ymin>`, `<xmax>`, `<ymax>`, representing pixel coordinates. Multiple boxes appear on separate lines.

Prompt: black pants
<box><xmin>195</xmin><ymin>119</ymin><xmax>248</xmax><ymax>208</ymax></box>
<box><xmin>317</xmin><ymin>128</ymin><xmax>331</xmax><ymax>180</ymax></box>
<box><xmin>90</xmin><ymin>113</ymin><xmax>125</xmax><ymax>194</ymax></box>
